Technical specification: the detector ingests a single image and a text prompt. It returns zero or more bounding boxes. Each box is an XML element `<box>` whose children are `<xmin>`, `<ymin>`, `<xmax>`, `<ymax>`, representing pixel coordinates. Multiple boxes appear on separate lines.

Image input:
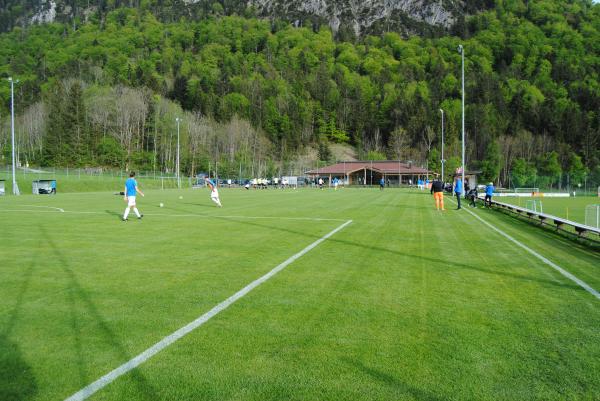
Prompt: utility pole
<box><xmin>439</xmin><ymin>108</ymin><xmax>445</xmax><ymax>183</ymax></box>
<box><xmin>9</xmin><ymin>77</ymin><xmax>20</xmax><ymax>195</ymax></box>
<box><xmin>175</xmin><ymin>117</ymin><xmax>181</xmax><ymax>188</ymax></box>
<box><xmin>458</xmin><ymin>44</ymin><xmax>466</xmax><ymax>192</ymax></box>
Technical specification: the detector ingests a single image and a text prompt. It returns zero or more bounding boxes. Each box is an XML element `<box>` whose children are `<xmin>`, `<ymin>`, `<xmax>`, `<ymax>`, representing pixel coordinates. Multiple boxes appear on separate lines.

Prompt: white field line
<box><xmin>21</xmin><ymin>204</ymin><xmax>65</xmax><ymax>212</ymax></box>
<box><xmin>147</xmin><ymin>213</ymin><xmax>346</xmax><ymax>222</ymax></box>
<box><xmin>64</xmin><ymin>219</ymin><xmax>353</xmax><ymax>401</ymax></box>
<box><xmin>450</xmin><ymin>198</ymin><xmax>599</xmax><ymax>300</ymax></box>
<box><xmin>0</xmin><ymin>208</ymin><xmax>344</xmax><ymax>222</ymax></box>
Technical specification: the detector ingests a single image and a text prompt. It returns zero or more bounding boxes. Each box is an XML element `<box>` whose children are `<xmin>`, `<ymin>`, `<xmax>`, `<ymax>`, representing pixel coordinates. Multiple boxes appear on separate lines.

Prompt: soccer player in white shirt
<box><xmin>205</xmin><ymin>178</ymin><xmax>222</xmax><ymax>207</ymax></box>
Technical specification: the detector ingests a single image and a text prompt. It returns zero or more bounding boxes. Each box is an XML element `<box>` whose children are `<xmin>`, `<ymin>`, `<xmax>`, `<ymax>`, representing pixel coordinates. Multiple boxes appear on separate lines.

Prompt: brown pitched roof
<box><xmin>306</xmin><ymin>161</ymin><xmax>429</xmax><ymax>175</ymax></box>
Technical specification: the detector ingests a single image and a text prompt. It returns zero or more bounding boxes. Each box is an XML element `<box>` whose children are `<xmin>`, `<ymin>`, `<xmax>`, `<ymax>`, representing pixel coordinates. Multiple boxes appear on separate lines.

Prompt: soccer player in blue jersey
<box><xmin>205</xmin><ymin>177</ymin><xmax>222</xmax><ymax>207</ymax></box>
<box><xmin>485</xmin><ymin>182</ymin><xmax>495</xmax><ymax>208</ymax></box>
<box><xmin>122</xmin><ymin>172</ymin><xmax>144</xmax><ymax>221</ymax></box>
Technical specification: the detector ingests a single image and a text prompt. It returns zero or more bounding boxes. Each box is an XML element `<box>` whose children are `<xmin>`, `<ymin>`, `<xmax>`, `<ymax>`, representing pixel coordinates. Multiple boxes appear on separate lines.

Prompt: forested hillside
<box><xmin>0</xmin><ymin>0</ymin><xmax>598</xmax><ymax>187</ymax></box>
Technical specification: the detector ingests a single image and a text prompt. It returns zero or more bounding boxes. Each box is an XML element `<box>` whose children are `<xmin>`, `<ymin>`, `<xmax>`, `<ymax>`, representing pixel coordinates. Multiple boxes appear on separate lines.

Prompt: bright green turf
<box><xmin>1</xmin><ymin>188</ymin><xmax>599</xmax><ymax>401</ymax></box>
<box><xmin>497</xmin><ymin>196</ymin><xmax>600</xmax><ymax>226</ymax></box>
<box><xmin>0</xmin><ymin>171</ymin><xmax>184</xmax><ymax>193</ymax></box>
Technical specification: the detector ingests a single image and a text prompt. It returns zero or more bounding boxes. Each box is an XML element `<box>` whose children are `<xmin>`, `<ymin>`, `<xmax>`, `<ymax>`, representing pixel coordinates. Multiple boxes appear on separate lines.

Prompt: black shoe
<box><xmin>138</xmin><ymin>214</ymin><xmax>144</xmax><ymax>219</ymax></box>
<box><xmin>122</xmin><ymin>218</ymin><xmax>128</xmax><ymax>222</ymax></box>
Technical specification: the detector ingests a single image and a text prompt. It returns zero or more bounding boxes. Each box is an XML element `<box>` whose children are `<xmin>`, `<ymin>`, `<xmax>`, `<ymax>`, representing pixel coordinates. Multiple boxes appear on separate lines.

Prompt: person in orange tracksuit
<box><xmin>430</xmin><ymin>178</ymin><xmax>445</xmax><ymax>211</ymax></box>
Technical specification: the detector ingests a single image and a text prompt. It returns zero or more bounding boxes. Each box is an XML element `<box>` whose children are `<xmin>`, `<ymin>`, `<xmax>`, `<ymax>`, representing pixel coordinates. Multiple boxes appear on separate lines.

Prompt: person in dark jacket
<box><xmin>430</xmin><ymin>179</ymin><xmax>445</xmax><ymax>211</ymax></box>
<box><xmin>467</xmin><ymin>188</ymin><xmax>478</xmax><ymax>207</ymax></box>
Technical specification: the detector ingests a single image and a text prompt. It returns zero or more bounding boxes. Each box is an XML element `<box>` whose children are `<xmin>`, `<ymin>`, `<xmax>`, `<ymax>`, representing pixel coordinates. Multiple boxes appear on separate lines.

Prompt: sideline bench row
<box><xmin>478</xmin><ymin>196</ymin><xmax>600</xmax><ymax>239</ymax></box>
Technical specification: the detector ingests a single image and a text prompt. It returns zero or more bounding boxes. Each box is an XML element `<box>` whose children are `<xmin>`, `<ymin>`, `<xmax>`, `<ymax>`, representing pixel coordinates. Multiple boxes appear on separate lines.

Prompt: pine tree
<box><xmin>65</xmin><ymin>82</ymin><xmax>88</xmax><ymax>166</ymax></box>
<box><xmin>42</xmin><ymin>82</ymin><xmax>68</xmax><ymax>166</ymax></box>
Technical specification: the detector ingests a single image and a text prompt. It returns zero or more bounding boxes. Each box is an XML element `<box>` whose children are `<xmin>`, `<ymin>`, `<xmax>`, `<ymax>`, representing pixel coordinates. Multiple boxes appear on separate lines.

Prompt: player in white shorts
<box><xmin>123</xmin><ymin>171</ymin><xmax>144</xmax><ymax>221</ymax></box>
<box><xmin>205</xmin><ymin>178</ymin><xmax>222</xmax><ymax>207</ymax></box>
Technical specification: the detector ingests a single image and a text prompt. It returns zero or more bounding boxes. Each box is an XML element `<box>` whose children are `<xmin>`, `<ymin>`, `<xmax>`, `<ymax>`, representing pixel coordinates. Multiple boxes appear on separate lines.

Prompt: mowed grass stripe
<box><xmin>1</xmin><ymin>189</ymin><xmax>599</xmax><ymax>401</ymax></box>
<box><xmin>444</xmin><ymin>195</ymin><xmax>600</xmax><ymax>298</ymax></box>
<box><xmin>94</xmin><ymin>191</ymin><xmax>433</xmax><ymax>401</ymax></box>
<box><xmin>471</xmin><ymin>201</ymin><xmax>600</xmax><ymax>292</ymax></box>
<box><xmin>0</xmin><ymin>192</ymin><xmax>345</xmax><ymax>400</ymax></box>
<box><xmin>462</xmin><ymin>205</ymin><xmax>599</xmax><ymax>299</ymax></box>
<box><xmin>64</xmin><ymin>220</ymin><xmax>352</xmax><ymax>401</ymax></box>
<box><xmin>94</xmin><ymin>191</ymin><xmax>598</xmax><ymax>400</ymax></box>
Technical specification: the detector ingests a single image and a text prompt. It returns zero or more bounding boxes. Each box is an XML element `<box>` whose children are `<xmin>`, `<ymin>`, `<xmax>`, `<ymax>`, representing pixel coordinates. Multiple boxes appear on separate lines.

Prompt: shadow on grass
<box><xmin>39</xmin><ymin>226</ymin><xmax>159</xmax><ymax>400</ymax></box>
<box><xmin>223</xmin><ymin>218</ymin><xmax>583</xmax><ymax>292</ymax></box>
<box><xmin>1</xmin><ymin>260</ymin><xmax>38</xmax><ymax>401</ymax></box>
<box><xmin>104</xmin><ymin>209</ymin><xmax>123</xmax><ymax>221</ymax></box>
<box><xmin>181</xmin><ymin>202</ymin><xmax>214</xmax><ymax>208</ymax></box>
<box><xmin>161</xmin><ymin>204</ymin><xmax>211</xmax><ymax>214</ymax></box>
<box><xmin>343</xmin><ymin>357</ymin><xmax>446</xmax><ymax>401</ymax></box>
<box><xmin>0</xmin><ymin>335</ymin><xmax>37</xmax><ymax>401</ymax></box>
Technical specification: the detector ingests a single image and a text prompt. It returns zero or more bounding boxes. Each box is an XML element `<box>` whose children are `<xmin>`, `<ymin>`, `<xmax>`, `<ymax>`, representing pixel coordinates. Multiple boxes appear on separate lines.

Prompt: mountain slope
<box><xmin>1</xmin><ymin>0</ymin><xmax>489</xmax><ymax>36</ymax></box>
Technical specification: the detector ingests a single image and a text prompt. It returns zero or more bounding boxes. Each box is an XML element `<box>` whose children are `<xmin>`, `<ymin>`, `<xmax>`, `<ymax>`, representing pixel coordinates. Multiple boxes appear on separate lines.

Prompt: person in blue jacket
<box><xmin>485</xmin><ymin>182</ymin><xmax>495</xmax><ymax>208</ymax></box>
<box><xmin>122</xmin><ymin>172</ymin><xmax>144</xmax><ymax>221</ymax></box>
<box><xmin>454</xmin><ymin>177</ymin><xmax>463</xmax><ymax>210</ymax></box>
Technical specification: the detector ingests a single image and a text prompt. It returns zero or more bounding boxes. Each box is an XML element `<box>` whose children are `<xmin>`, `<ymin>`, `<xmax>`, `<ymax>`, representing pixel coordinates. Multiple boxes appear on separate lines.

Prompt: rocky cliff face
<box><xmin>3</xmin><ymin>0</ymin><xmax>466</xmax><ymax>36</ymax></box>
<box><xmin>247</xmin><ymin>0</ymin><xmax>457</xmax><ymax>36</ymax></box>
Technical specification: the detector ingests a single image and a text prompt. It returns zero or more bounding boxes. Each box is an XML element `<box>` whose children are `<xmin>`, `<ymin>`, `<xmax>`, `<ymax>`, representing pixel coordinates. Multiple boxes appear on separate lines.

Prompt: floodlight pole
<box><xmin>175</xmin><ymin>117</ymin><xmax>181</xmax><ymax>188</ymax></box>
<box><xmin>9</xmin><ymin>77</ymin><xmax>19</xmax><ymax>195</ymax></box>
<box><xmin>458</xmin><ymin>44</ymin><xmax>465</xmax><ymax>192</ymax></box>
<box><xmin>439</xmin><ymin>108</ymin><xmax>444</xmax><ymax>183</ymax></box>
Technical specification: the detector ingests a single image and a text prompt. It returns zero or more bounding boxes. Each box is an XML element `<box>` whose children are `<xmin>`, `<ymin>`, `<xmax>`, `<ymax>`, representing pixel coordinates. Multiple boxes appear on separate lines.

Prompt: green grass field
<box><xmin>495</xmin><ymin>196</ymin><xmax>600</xmax><ymax>226</ymax></box>
<box><xmin>1</xmin><ymin>188</ymin><xmax>599</xmax><ymax>401</ymax></box>
<box><xmin>0</xmin><ymin>170</ymin><xmax>185</xmax><ymax>194</ymax></box>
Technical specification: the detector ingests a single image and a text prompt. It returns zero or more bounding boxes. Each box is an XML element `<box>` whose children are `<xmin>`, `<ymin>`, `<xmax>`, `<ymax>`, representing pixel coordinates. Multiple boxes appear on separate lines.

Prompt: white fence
<box><xmin>481</xmin><ymin>196</ymin><xmax>600</xmax><ymax>240</ymax></box>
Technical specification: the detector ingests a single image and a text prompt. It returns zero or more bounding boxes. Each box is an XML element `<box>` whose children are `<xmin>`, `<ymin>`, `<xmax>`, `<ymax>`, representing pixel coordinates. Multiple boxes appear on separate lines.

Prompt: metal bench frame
<box><xmin>479</xmin><ymin>196</ymin><xmax>600</xmax><ymax>239</ymax></box>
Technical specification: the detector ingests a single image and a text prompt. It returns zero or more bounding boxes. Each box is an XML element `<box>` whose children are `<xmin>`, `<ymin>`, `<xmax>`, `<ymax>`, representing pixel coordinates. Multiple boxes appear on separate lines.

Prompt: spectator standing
<box><xmin>454</xmin><ymin>178</ymin><xmax>463</xmax><ymax>210</ymax></box>
<box><xmin>467</xmin><ymin>187</ymin><xmax>478</xmax><ymax>207</ymax></box>
<box><xmin>430</xmin><ymin>179</ymin><xmax>445</xmax><ymax>211</ymax></box>
<box><xmin>485</xmin><ymin>182</ymin><xmax>495</xmax><ymax>208</ymax></box>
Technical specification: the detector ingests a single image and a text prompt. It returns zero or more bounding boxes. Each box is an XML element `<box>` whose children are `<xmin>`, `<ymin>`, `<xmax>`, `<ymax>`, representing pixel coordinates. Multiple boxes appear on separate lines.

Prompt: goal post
<box><xmin>525</xmin><ymin>199</ymin><xmax>543</xmax><ymax>213</ymax></box>
<box><xmin>585</xmin><ymin>204</ymin><xmax>600</xmax><ymax>228</ymax></box>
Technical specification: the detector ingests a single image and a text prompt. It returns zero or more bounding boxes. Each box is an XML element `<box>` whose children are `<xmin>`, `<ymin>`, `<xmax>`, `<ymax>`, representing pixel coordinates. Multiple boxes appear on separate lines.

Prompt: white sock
<box><xmin>133</xmin><ymin>207</ymin><xmax>141</xmax><ymax>218</ymax></box>
<box><xmin>123</xmin><ymin>208</ymin><xmax>130</xmax><ymax>220</ymax></box>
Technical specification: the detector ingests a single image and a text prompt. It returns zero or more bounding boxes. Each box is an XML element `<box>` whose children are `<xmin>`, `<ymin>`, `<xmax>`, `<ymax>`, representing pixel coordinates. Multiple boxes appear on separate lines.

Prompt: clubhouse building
<box><xmin>306</xmin><ymin>161</ymin><xmax>432</xmax><ymax>186</ymax></box>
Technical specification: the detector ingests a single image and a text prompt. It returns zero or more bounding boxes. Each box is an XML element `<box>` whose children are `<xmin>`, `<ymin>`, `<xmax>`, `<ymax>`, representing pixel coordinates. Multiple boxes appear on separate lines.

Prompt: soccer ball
<box><xmin>159</xmin><ymin>203</ymin><xmax>164</xmax><ymax>208</ymax></box>
<box><xmin>179</xmin><ymin>196</ymin><xmax>183</xmax><ymax>199</ymax></box>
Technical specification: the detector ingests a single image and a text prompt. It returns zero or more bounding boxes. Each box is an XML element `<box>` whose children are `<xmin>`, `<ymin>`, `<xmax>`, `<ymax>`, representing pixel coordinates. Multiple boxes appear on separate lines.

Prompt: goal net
<box><xmin>525</xmin><ymin>200</ymin><xmax>543</xmax><ymax>213</ymax></box>
<box><xmin>515</xmin><ymin>187</ymin><xmax>539</xmax><ymax>194</ymax></box>
<box><xmin>585</xmin><ymin>204</ymin><xmax>600</xmax><ymax>228</ymax></box>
